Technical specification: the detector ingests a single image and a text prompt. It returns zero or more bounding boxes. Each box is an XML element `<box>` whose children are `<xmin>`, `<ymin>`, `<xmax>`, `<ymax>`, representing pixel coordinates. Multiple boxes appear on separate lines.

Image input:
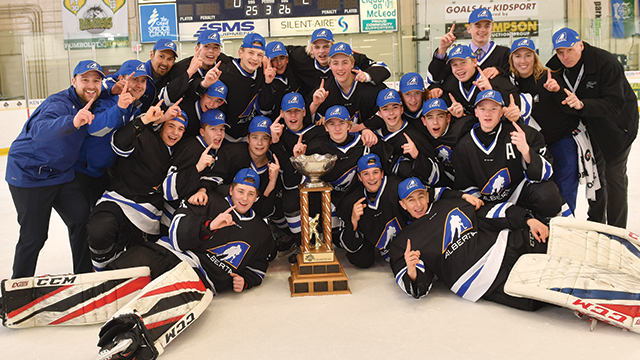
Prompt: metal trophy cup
<box><xmin>288</xmin><ymin>154</ymin><xmax>351</xmax><ymax>296</ymax></box>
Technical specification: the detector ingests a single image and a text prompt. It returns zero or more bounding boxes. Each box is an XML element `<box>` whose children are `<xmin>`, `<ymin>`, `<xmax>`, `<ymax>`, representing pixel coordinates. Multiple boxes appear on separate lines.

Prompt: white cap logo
<box><xmin>288</xmin><ymin>95</ymin><xmax>299</xmax><ymax>103</ymax></box>
<box><xmin>136</xmin><ymin>64</ymin><xmax>146</xmax><ymax>71</ymax></box>
<box><xmin>555</xmin><ymin>32</ymin><xmax>567</xmax><ymax>44</ymax></box>
<box><xmin>408</xmin><ymin>76</ymin><xmax>419</xmax><ymax>85</ymax></box>
<box><xmin>274</xmin><ymin>44</ymin><xmax>282</xmax><ymax>52</ymax></box>
<box><xmin>165</xmin><ymin>41</ymin><xmax>175</xmax><ymax>49</ymax></box>
<box><xmin>216</xmin><ymin>112</ymin><xmax>224</xmax><ymax>120</ymax></box>
<box><xmin>330</xmin><ymin>107</ymin><xmax>342</xmax><ymax>116</ymax></box>
<box><xmin>483</xmin><ymin>90</ymin><xmax>495</xmax><ymax>99</ymax></box>
<box><xmin>215</xmin><ymin>86</ymin><xmax>226</xmax><ymax>94</ymax></box>
<box><xmin>258</xmin><ymin>119</ymin><xmax>269</xmax><ymax>128</ymax></box>
<box><xmin>519</xmin><ymin>39</ymin><xmax>529</xmax><ymax>46</ymax></box>
<box><xmin>452</xmin><ymin>47</ymin><xmax>463</xmax><ymax>55</ymax></box>
<box><xmin>209</xmin><ymin>33</ymin><xmax>218</xmax><ymax>40</ymax></box>
<box><xmin>319</xmin><ymin>30</ymin><xmax>327</xmax><ymax>37</ymax></box>
<box><xmin>384</xmin><ymin>91</ymin><xmax>395</xmax><ymax>100</ymax></box>
<box><xmin>88</xmin><ymin>62</ymin><xmax>97</xmax><ymax>69</ymax></box>
<box><xmin>429</xmin><ymin>100</ymin><xmax>441</xmax><ymax>108</ymax></box>
<box><xmin>336</xmin><ymin>44</ymin><xmax>346</xmax><ymax>51</ymax></box>
<box><xmin>408</xmin><ymin>179</ymin><xmax>418</xmax><ymax>189</ymax></box>
<box><xmin>479</xmin><ymin>10</ymin><xmax>489</xmax><ymax>17</ymax></box>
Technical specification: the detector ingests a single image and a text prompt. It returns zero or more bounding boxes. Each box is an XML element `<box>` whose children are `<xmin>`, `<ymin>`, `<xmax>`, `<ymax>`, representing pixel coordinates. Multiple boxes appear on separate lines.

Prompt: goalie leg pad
<box><xmin>100</xmin><ymin>261</ymin><xmax>213</xmax><ymax>356</ymax></box>
<box><xmin>505</xmin><ymin>253</ymin><xmax>640</xmax><ymax>334</ymax></box>
<box><xmin>1</xmin><ymin>267</ymin><xmax>150</xmax><ymax>328</ymax></box>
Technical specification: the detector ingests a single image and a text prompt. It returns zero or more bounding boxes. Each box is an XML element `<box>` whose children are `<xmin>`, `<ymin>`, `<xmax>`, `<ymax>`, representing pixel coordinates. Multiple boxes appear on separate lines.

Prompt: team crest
<box><xmin>88</xmin><ymin>62</ymin><xmax>98</xmax><ymax>69</ymax></box>
<box><xmin>288</xmin><ymin>95</ymin><xmax>300</xmax><ymax>104</ymax></box>
<box><xmin>318</xmin><ymin>30</ymin><xmax>327</xmax><ymax>37</ymax></box>
<box><xmin>215</xmin><ymin>112</ymin><xmax>225</xmax><ymax>120</ymax></box>
<box><xmin>136</xmin><ymin>63</ymin><xmax>146</xmax><ymax>71</ymax></box>
<box><xmin>442</xmin><ymin>208</ymin><xmax>473</xmax><ymax>253</ymax></box>
<box><xmin>209</xmin><ymin>33</ymin><xmax>218</xmax><ymax>40</ymax></box>
<box><xmin>518</xmin><ymin>39</ymin><xmax>529</xmax><ymax>46</ymax></box>
<box><xmin>336</xmin><ymin>43</ymin><xmax>346</xmax><ymax>51</ymax></box>
<box><xmin>480</xmin><ymin>168</ymin><xmax>511</xmax><ymax>196</ymax></box>
<box><xmin>257</xmin><ymin>119</ymin><xmax>269</xmax><ymax>128</ymax></box>
<box><xmin>207</xmin><ymin>241</ymin><xmax>250</xmax><ymax>269</ymax></box>
<box><xmin>330</xmin><ymin>166</ymin><xmax>357</xmax><ymax>191</ymax></box>
<box><xmin>330</xmin><ymin>107</ymin><xmax>343</xmax><ymax>116</ymax></box>
<box><xmin>165</xmin><ymin>41</ymin><xmax>176</xmax><ymax>50</ymax></box>
<box><xmin>555</xmin><ymin>32</ymin><xmax>567</xmax><ymax>44</ymax></box>
<box><xmin>435</xmin><ymin>145</ymin><xmax>453</xmax><ymax>163</ymax></box>
<box><xmin>274</xmin><ymin>43</ymin><xmax>283</xmax><ymax>52</ymax></box>
<box><xmin>376</xmin><ymin>218</ymin><xmax>402</xmax><ymax>250</ymax></box>
<box><xmin>452</xmin><ymin>46</ymin><xmax>463</xmax><ymax>56</ymax></box>
<box><xmin>384</xmin><ymin>91</ymin><xmax>395</xmax><ymax>100</ymax></box>
<box><xmin>482</xmin><ymin>90</ymin><xmax>495</xmax><ymax>100</ymax></box>
<box><xmin>429</xmin><ymin>99</ymin><xmax>442</xmax><ymax>108</ymax></box>
<box><xmin>407</xmin><ymin>76</ymin><xmax>419</xmax><ymax>86</ymax></box>
<box><xmin>479</xmin><ymin>10</ymin><xmax>489</xmax><ymax>18</ymax></box>
<box><xmin>215</xmin><ymin>85</ymin><xmax>226</xmax><ymax>95</ymax></box>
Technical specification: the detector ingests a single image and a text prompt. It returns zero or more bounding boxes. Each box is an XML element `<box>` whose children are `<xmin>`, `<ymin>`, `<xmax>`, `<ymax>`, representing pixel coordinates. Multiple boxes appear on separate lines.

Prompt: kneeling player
<box><xmin>389</xmin><ymin>177</ymin><xmax>548</xmax><ymax>311</ymax></box>
<box><xmin>95</xmin><ymin>168</ymin><xmax>275</xmax><ymax>359</ymax></box>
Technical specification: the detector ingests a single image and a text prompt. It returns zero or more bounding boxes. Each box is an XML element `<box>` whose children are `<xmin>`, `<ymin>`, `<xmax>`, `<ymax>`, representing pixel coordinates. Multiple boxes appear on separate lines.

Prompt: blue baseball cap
<box><xmin>447</xmin><ymin>45</ymin><xmax>475</xmax><ymax>63</ymax></box>
<box><xmin>422</xmin><ymin>98</ymin><xmax>449</xmax><ymax>115</ymax></box>
<box><xmin>281</xmin><ymin>92</ymin><xmax>305</xmax><ymax>111</ymax></box>
<box><xmin>201</xmin><ymin>109</ymin><xmax>229</xmax><ymax>128</ymax></box>
<box><xmin>399</xmin><ymin>73</ymin><xmax>425</xmax><ymax>93</ymax></box>
<box><xmin>197</xmin><ymin>30</ymin><xmax>221</xmax><ymax>45</ymax></box>
<box><xmin>73</xmin><ymin>60</ymin><xmax>105</xmax><ymax>78</ymax></box>
<box><xmin>153</xmin><ymin>39</ymin><xmax>178</xmax><ymax>57</ymax></box>
<box><xmin>311</xmin><ymin>28</ymin><xmax>334</xmax><ymax>43</ymax></box>
<box><xmin>329</xmin><ymin>42</ymin><xmax>353</xmax><ymax>58</ymax></box>
<box><xmin>266</xmin><ymin>41</ymin><xmax>287</xmax><ymax>58</ymax></box>
<box><xmin>468</xmin><ymin>8</ymin><xmax>493</xmax><ymax>24</ymax></box>
<box><xmin>241</xmin><ymin>33</ymin><xmax>266</xmax><ymax>51</ymax></box>
<box><xmin>357</xmin><ymin>153</ymin><xmax>382</xmax><ymax>173</ymax></box>
<box><xmin>398</xmin><ymin>177</ymin><xmax>427</xmax><ymax>200</ymax></box>
<box><xmin>474</xmin><ymin>90</ymin><xmax>504</xmax><ymax>106</ymax></box>
<box><xmin>510</xmin><ymin>38</ymin><xmax>536</xmax><ymax>53</ymax></box>
<box><xmin>204</xmin><ymin>80</ymin><xmax>228</xmax><ymax>102</ymax></box>
<box><xmin>249</xmin><ymin>116</ymin><xmax>272</xmax><ymax>136</ymax></box>
<box><xmin>233</xmin><ymin>168</ymin><xmax>260</xmax><ymax>189</ymax></box>
<box><xmin>376</xmin><ymin>88</ymin><xmax>402</xmax><ymax>108</ymax></box>
<box><xmin>325</xmin><ymin>105</ymin><xmax>351</xmax><ymax>123</ymax></box>
<box><xmin>170</xmin><ymin>110</ymin><xmax>189</xmax><ymax>128</ymax></box>
<box><xmin>552</xmin><ymin>28</ymin><xmax>581</xmax><ymax>50</ymax></box>
<box><xmin>117</xmin><ymin>59</ymin><xmax>151</xmax><ymax>79</ymax></box>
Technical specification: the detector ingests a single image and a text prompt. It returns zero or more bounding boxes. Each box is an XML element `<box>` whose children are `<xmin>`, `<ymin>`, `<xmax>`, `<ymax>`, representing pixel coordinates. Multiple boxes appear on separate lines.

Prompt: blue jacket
<box><xmin>74</xmin><ymin>95</ymin><xmax>142</xmax><ymax>177</ymax></box>
<box><xmin>6</xmin><ymin>87</ymin><xmax>89</xmax><ymax>188</ymax></box>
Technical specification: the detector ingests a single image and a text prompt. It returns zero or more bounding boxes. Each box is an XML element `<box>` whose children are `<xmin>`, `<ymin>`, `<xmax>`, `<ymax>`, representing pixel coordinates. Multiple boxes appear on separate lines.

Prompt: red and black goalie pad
<box><xmin>102</xmin><ymin>261</ymin><xmax>213</xmax><ymax>357</ymax></box>
<box><xmin>1</xmin><ymin>267</ymin><xmax>150</xmax><ymax>328</ymax></box>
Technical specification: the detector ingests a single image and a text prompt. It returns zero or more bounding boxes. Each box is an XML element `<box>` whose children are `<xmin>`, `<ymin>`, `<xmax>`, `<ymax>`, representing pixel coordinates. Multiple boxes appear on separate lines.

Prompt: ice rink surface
<box><xmin>1</xmin><ymin>146</ymin><xmax>640</xmax><ymax>359</ymax></box>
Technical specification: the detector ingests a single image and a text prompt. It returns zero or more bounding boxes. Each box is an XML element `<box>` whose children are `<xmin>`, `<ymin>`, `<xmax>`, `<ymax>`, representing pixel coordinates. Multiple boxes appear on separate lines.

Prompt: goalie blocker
<box><xmin>505</xmin><ymin>217</ymin><xmax>640</xmax><ymax>334</ymax></box>
<box><xmin>1</xmin><ymin>267</ymin><xmax>150</xmax><ymax>328</ymax></box>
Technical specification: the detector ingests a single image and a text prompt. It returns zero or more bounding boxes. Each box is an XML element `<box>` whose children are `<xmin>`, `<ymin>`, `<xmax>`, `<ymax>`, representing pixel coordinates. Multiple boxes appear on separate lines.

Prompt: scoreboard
<box><xmin>176</xmin><ymin>0</ymin><xmax>361</xmax><ymax>40</ymax></box>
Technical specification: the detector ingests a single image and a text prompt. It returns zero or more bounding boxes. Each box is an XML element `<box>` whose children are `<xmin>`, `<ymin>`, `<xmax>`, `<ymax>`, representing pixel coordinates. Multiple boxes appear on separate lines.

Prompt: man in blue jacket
<box><xmin>5</xmin><ymin>60</ymin><xmax>104</xmax><ymax>278</ymax></box>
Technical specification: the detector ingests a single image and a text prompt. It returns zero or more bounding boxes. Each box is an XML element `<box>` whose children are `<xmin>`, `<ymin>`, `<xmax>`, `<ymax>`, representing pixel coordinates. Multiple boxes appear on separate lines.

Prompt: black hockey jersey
<box><xmin>310</xmin><ymin>77</ymin><xmax>387</xmax><ymax>126</ymax></box>
<box><xmin>453</xmin><ymin>121</ymin><xmax>552</xmax><ymax>203</ymax></box>
<box><xmin>163</xmin><ymin>193</ymin><xmax>273</xmax><ymax>293</ymax></box>
<box><xmin>389</xmin><ymin>198</ymin><xmax>509</xmax><ymax>301</ymax></box>
<box><xmin>270</xmin><ymin>67</ymin><xmax>302</xmax><ymax>121</ymax></box>
<box><xmin>286</xmin><ymin>45</ymin><xmax>391</xmax><ymax>97</ymax></box>
<box><xmin>218</xmin><ymin>59</ymin><xmax>277</xmax><ymax>140</ymax></box>
<box><xmin>428</xmin><ymin>42</ymin><xmax>510</xmax><ymax>85</ymax></box>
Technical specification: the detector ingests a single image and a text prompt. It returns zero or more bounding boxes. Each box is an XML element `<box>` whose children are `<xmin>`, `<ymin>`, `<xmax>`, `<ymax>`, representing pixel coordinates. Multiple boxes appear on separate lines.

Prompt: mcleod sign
<box><xmin>361</xmin><ymin>0</ymin><xmax>397</xmax><ymax>32</ymax></box>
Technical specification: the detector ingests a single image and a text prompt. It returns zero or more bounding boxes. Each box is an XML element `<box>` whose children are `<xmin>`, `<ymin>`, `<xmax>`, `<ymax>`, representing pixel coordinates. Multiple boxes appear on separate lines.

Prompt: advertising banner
<box><xmin>360</xmin><ymin>0</ymin><xmax>397</xmax><ymax>32</ymax></box>
<box><xmin>445</xmin><ymin>20</ymin><xmax>539</xmax><ymax>39</ymax></box>
<box><xmin>62</xmin><ymin>0</ymin><xmax>129</xmax><ymax>50</ymax></box>
<box><xmin>443</xmin><ymin>2</ymin><xmax>538</xmax><ymax>21</ymax></box>
<box><xmin>140</xmin><ymin>3</ymin><xmax>179</xmax><ymax>43</ymax></box>
<box><xmin>269</xmin><ymin>15</ymin><xmax>360</xmax><ymax>37</ymax></box>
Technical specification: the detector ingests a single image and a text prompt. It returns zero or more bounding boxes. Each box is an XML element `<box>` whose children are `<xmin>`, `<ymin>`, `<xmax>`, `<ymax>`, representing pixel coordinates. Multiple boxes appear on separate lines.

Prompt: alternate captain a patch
<box><xmin>435</xmin><ymin>144</ymin><xmax>453</xmax><ymax>163</ymax></box>
<box><xmin>375</xmin><ymin>218</ymin><xmax>402</xmax><ymax>251</ymax></box>
<box><xmin>480</xmin><ymin>168</ymin><xmax>511</xmax><ymax>196</ymax></box>
<box><xmin>442</xmin><ymin>208</ymin><xmax>473</xmax><ymax>253</ymax></box>
<box><xmin>207</xmin><ymin>241</ymin><xmax>250</xmax><ymax>269</ymax></box>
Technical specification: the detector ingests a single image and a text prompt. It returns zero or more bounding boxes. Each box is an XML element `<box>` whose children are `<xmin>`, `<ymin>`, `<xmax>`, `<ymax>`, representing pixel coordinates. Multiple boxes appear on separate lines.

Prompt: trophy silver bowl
<box><xmin>290</xmin><ymin>154</ymin><xmax>338</xmax><ymax>188</ymax></box>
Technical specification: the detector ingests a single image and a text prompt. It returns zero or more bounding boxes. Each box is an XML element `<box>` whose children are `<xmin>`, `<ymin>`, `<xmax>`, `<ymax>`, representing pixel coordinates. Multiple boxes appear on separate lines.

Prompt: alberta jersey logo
<box><xmin>376</xmin><ymin>218</ymin><xmax>402</xmax><ymax>251</ymax></box>
<box><xmin>435</xmin><ymin>144</ymin><xmax>453</xmax><ymax>163</ymax></box>
<box><xmin>442</xmin><ymin>208</ymin><xmax>473</xmax><ymax>254</ymax></box>
<box><xmin>480</xmin><ymin>168</ymin><xmax>511</xmax><ymax>196</ymax></box>
<box><xmin>207</xmin><ymin>241</ymin><xmax>250</xmax><ymax>269</ymax></box>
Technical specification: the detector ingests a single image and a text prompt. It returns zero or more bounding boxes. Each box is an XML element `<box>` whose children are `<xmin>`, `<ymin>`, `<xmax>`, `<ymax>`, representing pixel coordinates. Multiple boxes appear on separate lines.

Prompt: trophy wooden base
<box><xmin>288</xmin><ymin>253</ymin><xmax>351</xmax><ymax>297</ymax></box>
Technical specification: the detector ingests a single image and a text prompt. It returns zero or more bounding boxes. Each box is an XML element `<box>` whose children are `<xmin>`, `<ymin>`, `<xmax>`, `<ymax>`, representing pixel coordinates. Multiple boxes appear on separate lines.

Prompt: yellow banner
<box><xmin>103</xmin><ymin>0</ymin><xmax>125</xmax><ymax>13</ymax></box>
<box><xmin>63</xmin><ymin>0</ymin><xmax>86</xmax><ymax>16</ymax></box>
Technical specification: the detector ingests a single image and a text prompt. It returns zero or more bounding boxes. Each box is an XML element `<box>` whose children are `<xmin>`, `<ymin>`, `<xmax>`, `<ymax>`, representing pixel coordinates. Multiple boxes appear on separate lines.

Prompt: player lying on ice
<box><xmin>389</xmin><ymin>177</ymin><xmax>640</xmax><ymax>333</ymax></box>
<box><xmin>1</xmin><ymin>168</ymin><xmax>275</xmax><ymax>359</ymax></box>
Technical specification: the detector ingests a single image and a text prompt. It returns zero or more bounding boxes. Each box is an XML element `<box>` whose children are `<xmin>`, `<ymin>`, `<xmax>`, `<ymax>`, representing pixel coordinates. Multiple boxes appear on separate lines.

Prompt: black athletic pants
<box><xmin>9</xmin><ymin>179</ymin><xmax>92</xmax><ymax>278</ymax></box>
<box><xmin>588</xmin><ymin>145</ymin><xmax>630</xmax><ymax>228</ymax></box>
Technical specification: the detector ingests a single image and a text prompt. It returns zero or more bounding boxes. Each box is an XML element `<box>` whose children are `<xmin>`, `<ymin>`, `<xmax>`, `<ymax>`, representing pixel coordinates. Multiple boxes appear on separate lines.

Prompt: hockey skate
<box><xmin>96</xmin><ymin>313</ymin><xmax>158</xmax><ymax>360</ymax></box>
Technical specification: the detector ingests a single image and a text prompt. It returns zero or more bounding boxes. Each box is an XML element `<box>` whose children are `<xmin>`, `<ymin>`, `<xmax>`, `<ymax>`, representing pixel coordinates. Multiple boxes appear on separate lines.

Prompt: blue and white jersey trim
<box><xmin>97</xmin><ymin>191</ymin><xmax>162</xmax><ymax>235</ymax></box>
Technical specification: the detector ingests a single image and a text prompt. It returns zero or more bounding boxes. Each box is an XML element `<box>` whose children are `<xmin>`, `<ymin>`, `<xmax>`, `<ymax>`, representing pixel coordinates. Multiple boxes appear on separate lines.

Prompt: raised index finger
<box><xmin>448</xmin><ymin>93</ymin><xmax>458</xmax><ymax>104</ymax></box>
<box><xmin>512</xmin><ymin>121</ymin><xmax>524</xmax><ymax>133</ymax></box>
<box><xmin>405</xmin><ymin>239</ymin><xmax>412</xmax><ymax>252</ymax></box>
<box><xmin>204</xmin><ymin>142</ymin><xmax>214</xmax><ymax>152</ymax></box>
<box><xmin>563</xmin><ymin>88</ymin><xmax>573</xmax><ymax>96</ymax></box>
<box><xmin>155</xmin><ymin>99</ymin><xmax>164</xmax><ymax>108</ymax></box>
<box><xmin>83</xmin><ymin>97</ymin><xmax>95</xmax><ymax>110</ymax></box>
<box><xmin>476</xmin><ymin>66</ymin><xmax>486</xmax><ymax>77</ymax></box>
<box><xmin>224</xmin><ymin>205</ymin><xmax>236</xmax><ymax>214</ymax></box>
<box><xmin>450</xmin><ymin>23</ymin><xmax>456</xmax><ymax>34</ymax></box>
<box><xmin>319</xmin><ymin>78</ymin><xmax>325</xmax><ymax>89</ymax></box>
<box><xmin>509</xmin><ymin>93</ymin><xmax>515</xmax><ymax>106</ymax></box>
<box><xmin>272</xmin><ymin>153</ymin><xmax>280</xmax><ymax>166</ymax></box>
<box><xmin>547</xmin><ymin>69</ymin><xmax>552</xmax><ymax>82</ymax></box>
<box><xmin>173</xmin><ymin>97</ymin><xmax>183</xmax><ymax>107</ymax></box>
<box><xmin>403</xmin><ymin>133</ymin><xmax>413</xmax><ymax>143</ymax></box>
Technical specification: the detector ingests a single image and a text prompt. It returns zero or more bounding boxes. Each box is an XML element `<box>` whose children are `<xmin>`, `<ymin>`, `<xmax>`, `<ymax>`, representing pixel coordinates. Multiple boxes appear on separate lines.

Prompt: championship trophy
<box><xmin>288</xmin><ymin>154</ymin><xmax>351</xmax><ymax>296</ymax></box>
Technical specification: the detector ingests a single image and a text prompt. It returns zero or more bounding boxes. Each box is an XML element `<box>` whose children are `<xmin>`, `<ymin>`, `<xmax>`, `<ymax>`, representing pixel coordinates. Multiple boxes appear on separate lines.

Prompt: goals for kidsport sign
<box><xmin>442</xmin><ymin>1</ymin><xmax>539</xmax><ymax>39</ymax></box>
